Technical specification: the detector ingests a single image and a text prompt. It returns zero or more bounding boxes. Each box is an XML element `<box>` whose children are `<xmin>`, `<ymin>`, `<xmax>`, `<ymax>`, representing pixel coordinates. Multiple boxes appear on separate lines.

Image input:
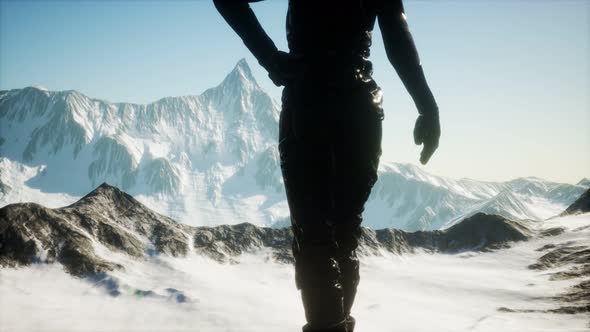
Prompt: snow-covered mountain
<box><xmin>0</xmin><ymin>59</ymin><xmax>587</xmax><ymax>230</ymax></box>
<box><xmin>364</xmin><ymin>163</ymin><xmax>587</xmax><ymax>230</ymax></box>
<box><xmin>0</xmin><ymin>59</ymin><xmax>285</xmax><ymax>227</ymax></box>
<box><xmin>1</xmin><ymin>183</ymin><xmax>589</xmax><ymax>332</ymax></box>
<box><xmin>0</xmin><ymin>182</ymin><xmax>538</xmax><ymax>275</ymax></box>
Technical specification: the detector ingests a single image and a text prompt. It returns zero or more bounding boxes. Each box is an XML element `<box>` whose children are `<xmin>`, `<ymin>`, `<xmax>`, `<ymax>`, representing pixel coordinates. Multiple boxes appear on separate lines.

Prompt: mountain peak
<box><xmin>31</xmin><ymin>84</ymin><xmax>49</xmax><ymax>92</ymax></box>
<box><xmin>236</xmin><ymin>58</ymin><xmax>251</xmax><ymax>74</ymax></box>
<box><xmin>68</xmin><ymin>182</ymin><xmax>139</xmax><ymax>210</ymax></box>
<box><xmin>97</xmin><ymin>181</ymin><xmax>117</xmax><ymax>190</ymax></box>
<box><xmin>83</xmin><ymin>181</ymin><xmax>127</xmax><ymax>199</ymax></box>
<box><xmin>576</xmin><ymin>178</ymin><xmax>590</xmax><ymax>188</ymax></box>
<box><xmin>219</xmin><ymin>58</ymin><xmax>259</xmax><ymax>92</ymax></box>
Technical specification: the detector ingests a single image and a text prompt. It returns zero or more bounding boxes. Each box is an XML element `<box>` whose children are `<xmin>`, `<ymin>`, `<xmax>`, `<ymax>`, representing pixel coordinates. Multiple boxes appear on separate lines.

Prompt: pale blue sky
<box><xmin>1</xmin><ymin>0</ymin><xmax>588</xmax><ymax>184</ymax></box>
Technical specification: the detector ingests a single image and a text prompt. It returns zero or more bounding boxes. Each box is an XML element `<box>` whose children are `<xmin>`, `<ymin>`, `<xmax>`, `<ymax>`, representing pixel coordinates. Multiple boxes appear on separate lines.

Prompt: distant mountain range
<box><xmin>1</xmin><ymin>59</ymin><xmax>588</xmax><ymax>231</ymax></box>
<box><xmin>2</xmin><ymin>182</ymin><xmax>560</xmax><ymax>277</ymax></box>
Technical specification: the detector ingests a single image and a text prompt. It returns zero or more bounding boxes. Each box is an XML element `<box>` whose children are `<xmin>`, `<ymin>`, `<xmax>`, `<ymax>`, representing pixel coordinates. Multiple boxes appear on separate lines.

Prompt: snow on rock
<box><xmin>1</xmin><ymin>187</ymin><xmax>589</xmax><ymax>332</ymax></box>
<box><xmin>0</xmin><ymin>183</ymin><xmax>557</xmax><ymax>276</ymax></box>
<box><xmin>559</xmin><ymin>188</ymin><xmax>590</xmax><ymax>217</ymax></box>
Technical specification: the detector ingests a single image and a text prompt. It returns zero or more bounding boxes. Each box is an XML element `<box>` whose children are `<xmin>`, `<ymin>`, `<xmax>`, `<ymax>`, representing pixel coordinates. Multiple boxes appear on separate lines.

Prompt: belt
<box><xmin>287</xmin><ymin>56</ymin><xmax>375</xmax><ymax>87</ymax></box>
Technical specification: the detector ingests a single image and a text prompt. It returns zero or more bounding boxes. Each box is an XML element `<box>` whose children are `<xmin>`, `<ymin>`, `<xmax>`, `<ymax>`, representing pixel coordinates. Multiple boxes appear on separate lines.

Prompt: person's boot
<box><xmin>299</xmin><ymin>282</ymin><xmax>348</xmax><ymax>332</ymax></box>
<box><xmin>344</xmin><ymin>315</ymin><xmax>356</xmax><ymax>332</ymax></box>
<box><xmin>340</xmin><ymin>265</ymin><xmax>358</xmax><ymax>332</ymax></box>
<box><xmin>302</xmin><ymin>319</ymin><xmax>348</xmax><ymax>332</ymax></box>
<box><xmin>340</xmin><ymin>260</ymin><xmax>359</xmax><ymax>319</ymax></box>
<box><xmin>335</xmin><ymin>228</ymin><xmax>361</xmax><ymax>332</ymax></box>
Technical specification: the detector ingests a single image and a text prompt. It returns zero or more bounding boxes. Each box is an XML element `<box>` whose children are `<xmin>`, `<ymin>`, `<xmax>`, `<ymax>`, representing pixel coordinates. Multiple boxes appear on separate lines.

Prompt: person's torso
<box><xmin>286</xmin><ymin>0</ymin><xmax>380</xmax><ymax>61</ymax></box>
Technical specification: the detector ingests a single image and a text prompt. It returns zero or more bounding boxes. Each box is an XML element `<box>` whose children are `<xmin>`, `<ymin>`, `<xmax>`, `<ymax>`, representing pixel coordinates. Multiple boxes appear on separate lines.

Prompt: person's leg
<box><xmin>330</xmin><ymin>84</ymin><xmax>384</xmax><ymax>329</ymax></box>
<box><xmin>279</xmin><ymin>82</ymin><xmax>382</xmax><ymax>330</ymax></box>
<box><xmin>279</xmin><ymin>86</ymin><xmax>348</xmax><ymax>331</ymax></box>
<box><xmin>333</xmin><ymin>223</ymin><xmax>362</xmax><ymax>332</ymax></box>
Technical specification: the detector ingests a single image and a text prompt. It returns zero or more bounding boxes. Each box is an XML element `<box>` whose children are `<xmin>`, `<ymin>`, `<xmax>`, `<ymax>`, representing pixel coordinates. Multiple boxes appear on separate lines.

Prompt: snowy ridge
<box><xmin>364</xmin><ymin>162</ymin><xmax>587</xmax><ymax>230</ymax></box>
<box><xmin>0</xmin><ymin>183</ymin><xmax>539</xmax><ymax>273</ymax></box>
<box><xmin>0</xmin><ymin>60</ymin><xmax>284</xmax><ymax>227</ymax></box>
<box><xmin>0</xmin><ymin>59</ymin><xmax>588</xmax><ymax>230</ymax></box>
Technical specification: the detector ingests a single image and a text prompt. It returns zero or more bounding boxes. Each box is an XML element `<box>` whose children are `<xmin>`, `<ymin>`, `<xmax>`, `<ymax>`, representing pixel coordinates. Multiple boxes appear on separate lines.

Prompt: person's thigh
<box><xmin>278</xmin><ymin>83</ymin><xmax>383</xmax><ymax>240</ymax></box>
<box><xmin>278</xmin><ymin>85</ymin><xmax>335</xmax><ymax>238</ymax></box>
<box><xmin>332</xmin><ymin>85</ymin><xmax>383</xmax><ymax>227</ymax></box>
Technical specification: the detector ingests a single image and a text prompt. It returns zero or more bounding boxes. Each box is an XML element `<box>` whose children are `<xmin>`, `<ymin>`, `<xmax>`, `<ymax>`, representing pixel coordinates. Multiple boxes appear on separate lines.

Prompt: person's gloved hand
<box><xmin>264</xmin><ymin>51</ymin><xmax>304</xmax><ymax>87</ymax></box>
<box><xmin>413</xmin><ymin>112</ymin><xmax>440</xmax><ymax>165</ymax></box>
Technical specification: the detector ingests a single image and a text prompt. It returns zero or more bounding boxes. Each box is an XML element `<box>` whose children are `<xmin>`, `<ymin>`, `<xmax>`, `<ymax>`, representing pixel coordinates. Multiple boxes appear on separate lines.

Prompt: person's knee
<box><xmin>333</xmin><ymin>219</ymin><xmax>362</xmax><ymax>252</ymax></box>
<box><xmin>294</xmin><ymin>241</ymin><xmax>340</xmax><ymax>289</ymax></box>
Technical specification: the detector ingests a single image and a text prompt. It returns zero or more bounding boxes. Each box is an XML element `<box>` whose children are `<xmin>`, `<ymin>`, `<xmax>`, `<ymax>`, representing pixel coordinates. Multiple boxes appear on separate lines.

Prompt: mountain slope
<box><xmin>364</xmin><ymin>163</ymin><xmax>587</xmax><ymax>230</ymax></box>
<box><xmin>2</xmin><ymin>184</ymin><xmax>589</xmax><ymax>332</ymax></box>
<box><xmin>560</xmin><ymin>188</ymin><xmax>590</xmax><ymax>216</ymax></box>
<box><xmin>0</xmin><ymin>60</ymin><xmax>587</xmax><ymax>231</ymax></box>
<box><xmin>0</xmin><ymin>59</ymin><xmax>286</xmax><ymax>227</ymax></box>
<box><xmin>0</xmin><ymin>183</ymin><xmax>539</xmax><ymax>276</ymax></box>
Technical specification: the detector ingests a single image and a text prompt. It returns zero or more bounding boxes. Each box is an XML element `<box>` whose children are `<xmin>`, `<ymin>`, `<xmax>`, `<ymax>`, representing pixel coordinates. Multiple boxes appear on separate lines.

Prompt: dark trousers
<box><xmin>279</xmin><ymin>80</ymin><xmax>383</xmax><ymax>329</ymax></box>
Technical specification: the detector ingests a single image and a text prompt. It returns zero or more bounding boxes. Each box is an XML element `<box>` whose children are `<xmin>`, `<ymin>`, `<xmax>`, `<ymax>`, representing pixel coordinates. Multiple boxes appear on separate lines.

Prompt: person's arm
<box><xmin>378</xmin><ymin>0</ymin><xmax>440</xmax><ymax>164</ymax></box>
<box><xmin>213</xmin><ymin>0</ymin><xmax>281</xmax><ymax>82</ymax></box>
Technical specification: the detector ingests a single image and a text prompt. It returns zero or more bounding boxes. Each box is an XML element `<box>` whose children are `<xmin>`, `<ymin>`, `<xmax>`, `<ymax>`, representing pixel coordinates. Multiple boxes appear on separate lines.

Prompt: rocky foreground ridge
<box><xmin>560</xmin><ymin>188</ymin><xmax>590</xmax><ymax>217</ymax></box>
<box><xmin>493</xmin><ymin>189</ymin><xmax>590</xmax><ymax>315</ymax></box>
<box><xmin>0</xmin><ymin>183</ymin><xmax>565</xmax><ymax>278</ymax></box>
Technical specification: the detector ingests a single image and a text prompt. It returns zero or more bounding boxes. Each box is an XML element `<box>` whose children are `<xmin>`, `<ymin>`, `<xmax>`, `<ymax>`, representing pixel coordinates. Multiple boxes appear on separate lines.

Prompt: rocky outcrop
<box><xmin>502</xmin><ymin>242</ymin><xmax>590</xmax><ymax>315</ymax></box>
<box><xmin>193</xmin><ymin>223</ymin><xmax>292</xmax><ymax>263</ymax></box>
<box><xmin>0</xmin><ymin>202</ymin><xmax>123</xmax><ymax>276</ymax></box>
<box><xmin>1</xmin><ymin>183</ymin><xmax>542</xmax><ymax>277</ymax></box>
<box><xmin>0</xmin><ymin>183</ymin><xmax>189</xmax><ymax>276</ymax></box>
<box><xmin>560</xmin><ymin>188</ymin><xmax>590</xmax><ymax>216</ymax></box>
<box><xmin>360</xmin><ymin>213</ymin><xmax>532</xmax><ymax>255</ymax></box>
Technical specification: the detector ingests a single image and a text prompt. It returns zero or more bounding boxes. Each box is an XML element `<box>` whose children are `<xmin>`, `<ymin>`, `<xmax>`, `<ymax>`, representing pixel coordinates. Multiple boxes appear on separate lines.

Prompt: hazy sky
<box><xmin>1</xmin><ymin>0</ymin><xmax>588</xmax><ymax>184</ymax></box>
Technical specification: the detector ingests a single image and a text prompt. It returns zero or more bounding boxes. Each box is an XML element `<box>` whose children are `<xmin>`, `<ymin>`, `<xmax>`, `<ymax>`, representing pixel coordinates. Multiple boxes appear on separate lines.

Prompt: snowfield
<box><xmin>1</xmin><ymin>213</ymin><xmax>588</xmax><ymax>332</ymax></box>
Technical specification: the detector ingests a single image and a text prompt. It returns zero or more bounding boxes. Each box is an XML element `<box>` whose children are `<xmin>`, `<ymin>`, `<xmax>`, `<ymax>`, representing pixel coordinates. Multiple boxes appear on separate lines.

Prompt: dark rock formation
<box><xmin>506</xmin><ymin>242</ymin><xmax>590</xmax><ymax>315</ymax></box>
<box><xmin>529</xmin><ymin>245</ymin><xmax>590</xmax><ymax>271</ymax></box>
<box><xmin>359</xmin><ymin>213</ymin><xmax>533</xmax><ymax>255</ymax></box>
<box><xmin>1</xmin><ymin>183</ymin><xmax>539</xmax><ymax>277</ymax></box>
<box><xmin>193</xmin><ymin>223</ymin><xmax>292</xmax><ymax>263</ymax></box>
<box><xmin>560</xmin><ymin>188</ymin><xmax>590</xmax><ymax>217</ymax></box>
<box><xmin>577</xmin><ymin>178</ymin><xmax>590</xmax><ymax>188</ymax></box>
<box><xmin>0</xmin><ymin>202</ymin><xmax>123</xmax><ymax>276</ymax></box>
<box><xmin>0</xmin><ymin>183</ymin><xmax>189</xmax><ymax>276</ymax></box>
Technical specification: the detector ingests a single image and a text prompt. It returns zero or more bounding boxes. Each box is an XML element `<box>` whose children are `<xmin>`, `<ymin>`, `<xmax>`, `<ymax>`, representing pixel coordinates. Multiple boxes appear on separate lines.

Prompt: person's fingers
<box><xmin>420</xmin><ymin>138</ymin><xmax>439</xmax><ymax>165</ymax></box>
<box><xmin>420</xmin><ymin>146</ymin><xmax>432</xmax><ymax>165</ymax></box>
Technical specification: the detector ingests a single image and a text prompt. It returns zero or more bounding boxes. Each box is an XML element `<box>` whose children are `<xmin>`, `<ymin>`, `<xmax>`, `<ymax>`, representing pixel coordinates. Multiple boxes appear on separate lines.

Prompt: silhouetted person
<box><xmin>214</xmin><ymin>0</ymin><xmax>440</xmax><ymax>331</ymax></box>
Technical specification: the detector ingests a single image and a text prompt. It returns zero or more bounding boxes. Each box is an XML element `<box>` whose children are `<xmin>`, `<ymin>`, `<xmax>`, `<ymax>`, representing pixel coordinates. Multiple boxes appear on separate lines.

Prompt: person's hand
<box><xmin>413</xmin><ymin>112</ymin><xmax>440</xmax><ymax>165</ymax></box>
<box><xmin>265</xmin><ymin>51</ymin><xmax>304</xmax><ymax>86</ymax></box>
